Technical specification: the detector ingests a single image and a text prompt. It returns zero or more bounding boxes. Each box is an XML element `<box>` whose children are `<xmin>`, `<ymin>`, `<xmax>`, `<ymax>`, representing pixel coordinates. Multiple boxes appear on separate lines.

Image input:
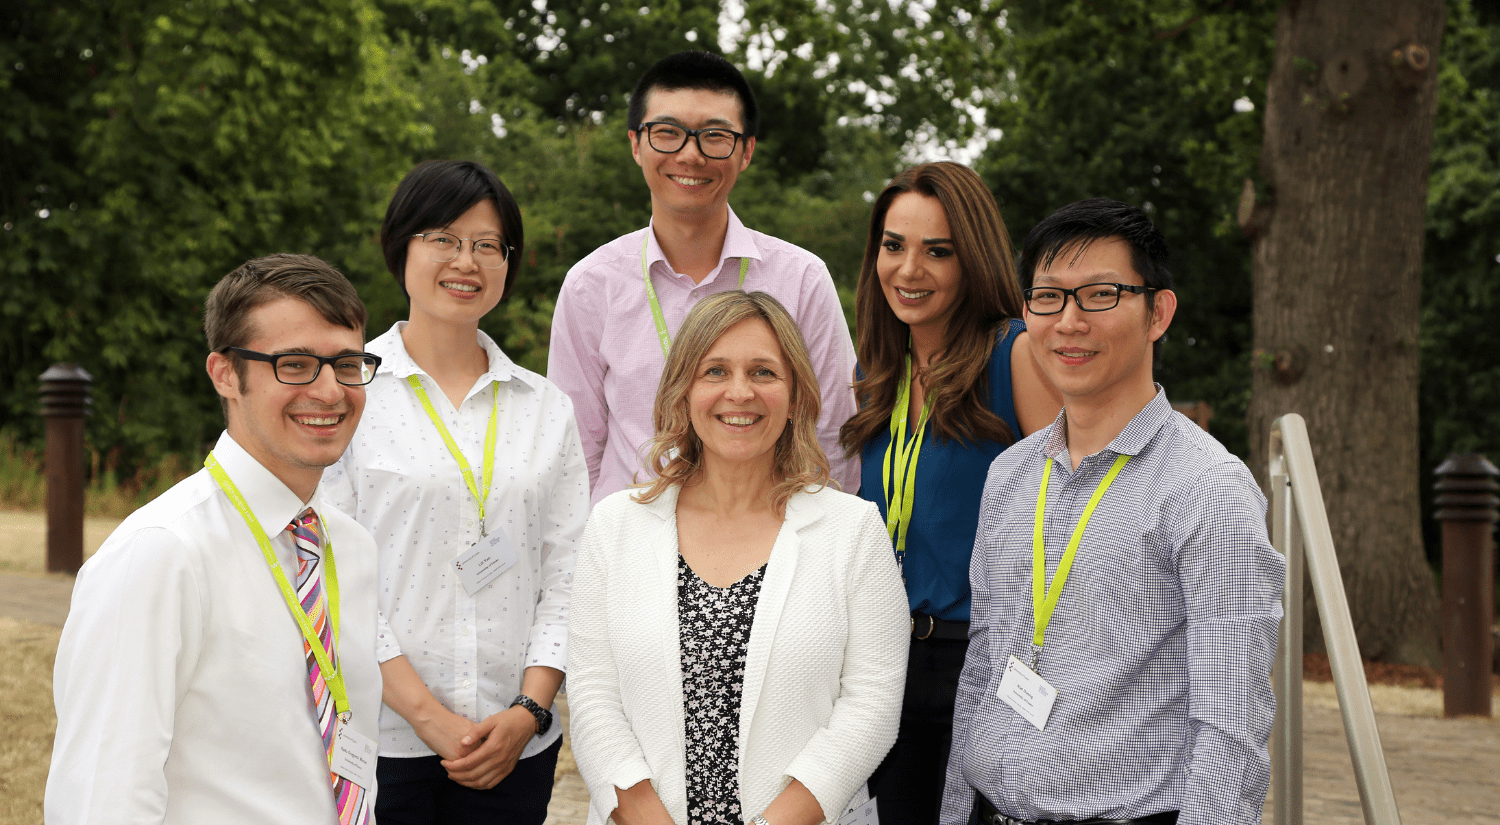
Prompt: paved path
<box><xmin>4</xmin><ymin>515</ymin><xmax>1496</xmax><ymax>824</ymax></box>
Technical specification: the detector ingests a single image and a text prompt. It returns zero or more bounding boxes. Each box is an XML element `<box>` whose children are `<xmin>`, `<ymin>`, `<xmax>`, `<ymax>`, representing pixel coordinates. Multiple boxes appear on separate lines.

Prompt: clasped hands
<box><xmin>414</xmin><ymin>704</ymin><xmax>538</xmax><ymax>790</ymax></box>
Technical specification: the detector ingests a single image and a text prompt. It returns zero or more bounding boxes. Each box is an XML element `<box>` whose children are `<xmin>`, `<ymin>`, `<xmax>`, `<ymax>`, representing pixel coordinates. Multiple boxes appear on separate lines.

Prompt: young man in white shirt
<box><xmin>47</xmin><ymin>254</ymin><xmax>385</xmax><ymax>825</ymax></box>
<box><xmin>548</xmin><ymin>50</ymin><xmax>860</xmax><ymax>505</ymax></box>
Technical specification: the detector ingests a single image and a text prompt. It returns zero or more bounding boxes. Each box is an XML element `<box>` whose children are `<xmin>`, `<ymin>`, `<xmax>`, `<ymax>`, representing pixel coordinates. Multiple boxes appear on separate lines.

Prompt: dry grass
<box><xmin>0</xmin><ymin>433</ymin><xmax>193</xmax><ymax>521</ymax></box>
<box><xmin>0</xmin><ymin>618</ymin><xmax>62</xmax><ymax>825</ymax></box>
<box><xmin>0</xmin><ymin>511</ymin><xmax>118</xmax><ymax>575</ymax></box>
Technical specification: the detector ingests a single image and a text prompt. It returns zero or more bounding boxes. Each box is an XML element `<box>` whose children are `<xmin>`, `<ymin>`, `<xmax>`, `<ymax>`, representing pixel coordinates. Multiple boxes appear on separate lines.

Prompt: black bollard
<box><xmin>40</xmin><ymin>364</ymin><xmax>93</xmax><ymax>574</ymax></box>
<box><xmin>1433</xmin><ymin>453</ymin><xmax>1498</xmax><ymax>717</ymax></box>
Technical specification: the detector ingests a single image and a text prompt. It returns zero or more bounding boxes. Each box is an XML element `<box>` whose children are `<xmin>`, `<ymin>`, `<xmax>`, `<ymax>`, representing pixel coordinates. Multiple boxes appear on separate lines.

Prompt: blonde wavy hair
<box><xmin>633</xmin><ymin>290</ymin><xmax>831</xmax><ymax>515</ymax></box>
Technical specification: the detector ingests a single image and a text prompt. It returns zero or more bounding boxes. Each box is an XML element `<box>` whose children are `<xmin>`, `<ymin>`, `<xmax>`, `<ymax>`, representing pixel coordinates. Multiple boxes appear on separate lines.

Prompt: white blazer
<box><xmin>567</xmin><ymin>484</ymin><xmax>909</xmax><ymax>825</ymax></box>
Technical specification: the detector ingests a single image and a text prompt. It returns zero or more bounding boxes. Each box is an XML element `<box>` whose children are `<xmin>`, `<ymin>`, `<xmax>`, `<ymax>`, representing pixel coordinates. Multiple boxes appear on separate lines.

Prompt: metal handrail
<box><xmin>1268</xmin><ymin>414</ymin><xmax>1401</xmax><ymax>825</ymax></box>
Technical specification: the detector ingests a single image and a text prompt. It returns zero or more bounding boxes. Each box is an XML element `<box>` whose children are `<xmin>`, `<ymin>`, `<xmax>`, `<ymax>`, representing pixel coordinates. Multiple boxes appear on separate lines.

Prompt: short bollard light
<box><xmin>40</xmin><ymin>363</ymin><xmax>93</xmax><ymax>574</ymax></box>
<box><xmin>1432</xmin><ymin>452</ymin><xmax>1498</xmax><ymax>718</ymax></box>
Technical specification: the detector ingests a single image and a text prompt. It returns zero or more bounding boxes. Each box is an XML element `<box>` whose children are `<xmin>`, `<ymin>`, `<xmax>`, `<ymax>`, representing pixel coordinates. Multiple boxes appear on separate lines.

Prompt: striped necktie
<box><xmin>288</xmin><ymin>508</ymin><xmax>372</xmax><ymax>825</ymax></box>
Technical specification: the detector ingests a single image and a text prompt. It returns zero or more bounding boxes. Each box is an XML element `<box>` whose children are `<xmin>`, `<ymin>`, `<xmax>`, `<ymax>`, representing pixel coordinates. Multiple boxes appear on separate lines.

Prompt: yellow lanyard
<box><xmin>1030</xmin><ymin>452</ymin><xmax>1131</xmax><ymax>666</ymax></box>
<box><xmin>406</xmin><ymin>375</ymin><xmax>500</xmax><ymax>536</ymax></box>
<box><xmin>640</xmin><ymin>232</ymin><xmax>749</xmax><ymax>357</ymax></box>
<box><xmin>881</xmin><ymin>353</ymin><xmax>930</xmax><ymax>565</ymax></box>
<box><xmin>204</xmin><ymin>453</ymin><xmax>350</xmax><ymax>716</ymax></box>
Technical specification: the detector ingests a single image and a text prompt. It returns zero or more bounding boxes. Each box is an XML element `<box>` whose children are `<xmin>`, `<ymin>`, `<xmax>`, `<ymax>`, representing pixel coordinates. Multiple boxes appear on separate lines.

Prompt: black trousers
<box><xmin>867</xmin><ymin>634</ymin><xmax>969</xmax><ymax>825</ymax></box>
<box><xmin>374</xmin><ymin>736</ymin><xmax>562</xmax><ymax>825</ymax></box>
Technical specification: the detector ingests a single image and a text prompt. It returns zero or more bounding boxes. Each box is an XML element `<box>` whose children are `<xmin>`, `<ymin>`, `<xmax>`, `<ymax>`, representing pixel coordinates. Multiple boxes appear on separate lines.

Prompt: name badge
<box><xmin>453</xmin><ymin>531</ymin><xmax>519</xmax><ymax>595</ymax></box>
<box><xmin>998</xmin><ymin>654</ymin><xmax>1058</xmax><ymax>731</ymax></box>
<box><xmin>330</xmin><ymin>722</ymin><xmax>378</xmax><ymax>789</ymax></box>
<box><xmin>839</xmin><ymin>784</ymin><xmax>878</xmax><ymax>825</ymax></box>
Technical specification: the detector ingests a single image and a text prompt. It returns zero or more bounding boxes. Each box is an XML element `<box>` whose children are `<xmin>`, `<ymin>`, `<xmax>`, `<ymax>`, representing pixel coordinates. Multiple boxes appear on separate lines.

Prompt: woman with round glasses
<box><xmin>323</xmin><ymin>160</ymin><xmax>589</xmax><ymax>824</ymax></box>
<box><xmin>838</xmin><ymin>162</ymin><xmax>1061</xmax><ymax>824</ymax></box>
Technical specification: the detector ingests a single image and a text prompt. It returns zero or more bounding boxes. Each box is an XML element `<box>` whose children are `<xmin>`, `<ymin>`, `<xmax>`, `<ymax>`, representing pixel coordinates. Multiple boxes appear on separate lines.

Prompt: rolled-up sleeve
<box><xmin>526</xmin><ymin>410</ymin><xmax>590</xmax><ymax>670</ymax></box>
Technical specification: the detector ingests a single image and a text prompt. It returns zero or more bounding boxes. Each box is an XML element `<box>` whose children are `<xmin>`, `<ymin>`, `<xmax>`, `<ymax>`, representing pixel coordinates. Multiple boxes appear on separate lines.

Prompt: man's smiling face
<box><xmin>207</xmin><ymin>296</ymin><xmax>367</xmax><ymax>497</ymax></box>
<box><xmin>629</xmin><ymin>86</ymin><xmax>755</xmax><ymax>220</ymax></box>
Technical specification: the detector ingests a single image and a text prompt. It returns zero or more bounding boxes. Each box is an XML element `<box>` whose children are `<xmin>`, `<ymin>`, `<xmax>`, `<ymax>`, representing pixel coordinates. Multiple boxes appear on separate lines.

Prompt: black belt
<box><xmin>910</xmin><ymin>612</ymin><xmax>968</xmax><ymax>640</ymax></box>
<box><xmin>973</xmin><ymin>795</ymin><xmax>1179</xmax><ymax>825</ymax></box>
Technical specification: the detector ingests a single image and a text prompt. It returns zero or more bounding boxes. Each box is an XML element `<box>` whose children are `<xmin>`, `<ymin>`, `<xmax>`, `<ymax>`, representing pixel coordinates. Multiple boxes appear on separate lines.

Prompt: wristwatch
<box><xmin>510</xmin><ymin>694</ymin><xmax>553</xmax><ymax>736</ymax></box>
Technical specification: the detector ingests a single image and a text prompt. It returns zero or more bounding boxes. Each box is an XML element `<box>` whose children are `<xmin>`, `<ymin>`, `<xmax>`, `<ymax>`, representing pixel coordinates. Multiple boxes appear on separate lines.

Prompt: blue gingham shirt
<box><xmin>940</xmin><ymin>389</ymin><xmax>1284</xmax><ymax>825</ymax></box>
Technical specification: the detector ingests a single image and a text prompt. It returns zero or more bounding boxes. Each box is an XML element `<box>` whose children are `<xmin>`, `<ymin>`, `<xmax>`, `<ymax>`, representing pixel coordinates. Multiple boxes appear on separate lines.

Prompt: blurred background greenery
<box><xmin>3</xmin><ymin>0</ymin><xmax>1498</xmax><ymax>564</ymax></box>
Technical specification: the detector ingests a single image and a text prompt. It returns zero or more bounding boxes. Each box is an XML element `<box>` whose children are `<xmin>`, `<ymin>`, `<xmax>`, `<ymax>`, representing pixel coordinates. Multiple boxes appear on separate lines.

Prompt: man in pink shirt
<box><xmin>548</xmin><ymin>51</ymin><xmax>860</xmax><ymax>506</ymax></box>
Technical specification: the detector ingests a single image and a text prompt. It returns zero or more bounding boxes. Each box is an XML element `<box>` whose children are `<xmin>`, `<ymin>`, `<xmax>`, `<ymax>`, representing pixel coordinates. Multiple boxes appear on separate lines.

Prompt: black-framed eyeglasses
<box><xmin>221</xmin><ymin>347</ymin><xmax>383</xmax><ymax>386</ymax></box>
<box><xmin>637</xmin><ymin>122</ymin><xmax>747</xmax><ymax>159</ymax></box>
<box><xmin>411</xmin><ymin>233</ymin><xmax>511</xmax><ymax>268</ymax></box>
<box><xmin>1023</xmin><ymin>282</ymin><xmax>1159</xmax><ymax>315</ymax></box>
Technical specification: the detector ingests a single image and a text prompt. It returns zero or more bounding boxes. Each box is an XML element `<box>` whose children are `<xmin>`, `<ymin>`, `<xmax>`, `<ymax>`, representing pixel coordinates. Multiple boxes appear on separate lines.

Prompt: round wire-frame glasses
<box><xmin>412</xmin><ymin>233</ymin><xmax>511</xmax><ymax>268</ymax></box>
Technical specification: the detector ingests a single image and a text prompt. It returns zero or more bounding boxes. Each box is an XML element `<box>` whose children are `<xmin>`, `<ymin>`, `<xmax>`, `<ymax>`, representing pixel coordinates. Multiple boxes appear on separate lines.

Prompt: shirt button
<box><xmin>462</xmin><ymin>679</ymin><xmax>472</xmax><ymax>688</ymax></box>
<box><xmin>463</xmin><ymin>626</ymin><xmax>473</xmax><ymax>636</ymax></box>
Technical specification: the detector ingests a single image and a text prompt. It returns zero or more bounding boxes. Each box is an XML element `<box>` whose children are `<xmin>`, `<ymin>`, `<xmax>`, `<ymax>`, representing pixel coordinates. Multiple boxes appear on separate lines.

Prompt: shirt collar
<box><xmin>644</xmin><ymin>206</ymin><xmax>763</xmax><ymax>285</ymax></box>
<box><xmin>209</xmin><ymin>430</ymin><xmax>311</xmax><ymax>538</ymax></box>
<box><xmin>1043</xmin><ymin>385</ymin><xmax>1173</xmax><ymax>462</ymax></box>
<box><xmin>369</xmin><ymin>321</ymin><xmax>528</xmax><ymax>389</ymax></box>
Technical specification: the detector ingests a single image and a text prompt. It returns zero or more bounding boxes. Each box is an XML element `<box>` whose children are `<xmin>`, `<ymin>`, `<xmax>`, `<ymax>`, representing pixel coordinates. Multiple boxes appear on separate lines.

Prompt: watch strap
<box><xmin>510</xmin><ymin>694</ymin><xmax>553</xmax><ymax>735</ymax></box>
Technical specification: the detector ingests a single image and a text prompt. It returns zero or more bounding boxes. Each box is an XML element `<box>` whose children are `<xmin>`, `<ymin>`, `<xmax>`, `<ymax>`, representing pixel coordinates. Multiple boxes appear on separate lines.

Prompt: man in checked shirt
<box><xmin>940</xmin><ymin>199</ymin><xmax>1285</xmax><ymax>825</ymax></box>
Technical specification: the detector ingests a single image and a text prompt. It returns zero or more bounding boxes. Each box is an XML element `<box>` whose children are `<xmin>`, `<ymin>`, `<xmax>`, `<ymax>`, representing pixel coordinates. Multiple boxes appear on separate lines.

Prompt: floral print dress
<box><xmin>678</xmin><ymin>554</ymin><xmax>768</xmax><ymax>825</ymax></box>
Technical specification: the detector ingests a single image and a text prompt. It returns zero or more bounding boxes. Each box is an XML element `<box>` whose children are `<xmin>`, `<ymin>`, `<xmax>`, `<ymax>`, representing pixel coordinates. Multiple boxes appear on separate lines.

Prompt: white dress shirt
<box><xmin>323</xmin><ymin>322</ymin><xmax>589</xmax><ymax>759</ymax></box>
<box><xmin>47</xmin><ymin>432</ymin><xmax>383</xmax><ymax>825</ymax></box>
<box><xmin>567</xmin><ymin>485</ymin><xmax>909</xmax><ymax>825</ymax></box>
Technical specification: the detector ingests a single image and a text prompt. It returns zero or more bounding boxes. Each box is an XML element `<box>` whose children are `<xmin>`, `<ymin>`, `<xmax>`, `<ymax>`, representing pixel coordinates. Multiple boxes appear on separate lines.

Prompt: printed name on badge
<box><xmin>839</xmin><ymin>785</ymin><xmax>878</xmax><ymax>825</ymax></box>
<box><xmin>331</xmin><ymin>723</ymin><xmax>378</xmax><ymax>789</ymax></box>
<box><xmin>998</xmin><ymin>654</ymin><xmax>1058</xmax><ymax>731</ymax></box>
<box><xmin>453</xmin><ymin>531</ymin><xmax>519</xmax><ymax>595</ymax></box>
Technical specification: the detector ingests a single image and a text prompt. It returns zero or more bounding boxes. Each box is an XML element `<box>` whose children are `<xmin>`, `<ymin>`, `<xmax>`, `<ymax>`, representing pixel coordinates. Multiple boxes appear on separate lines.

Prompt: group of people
<box><xmin>45</xmin><ymin>50</ymin><xmax>1285</xmax><ymax>825</ymax></box>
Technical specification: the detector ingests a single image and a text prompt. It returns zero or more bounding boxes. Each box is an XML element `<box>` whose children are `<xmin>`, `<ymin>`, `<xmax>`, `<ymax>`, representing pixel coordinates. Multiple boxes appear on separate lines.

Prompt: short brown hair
<box><xmin>204</xmin><ymin>253</ymin><xmax>367</xmax><ymax>415</ymax></box>
<box><xmin>634</xmin><ymin>291</ymin><xmax>830</xmax><ymax>515</ymax></box>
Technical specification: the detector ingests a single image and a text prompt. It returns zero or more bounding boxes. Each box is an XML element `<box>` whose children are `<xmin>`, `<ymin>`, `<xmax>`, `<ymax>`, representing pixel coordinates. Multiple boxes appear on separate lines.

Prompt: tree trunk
<box><xmin>1246</xmin><ymin>0</ymin><xmax>1445</xmax><ymax>666</ymax></box>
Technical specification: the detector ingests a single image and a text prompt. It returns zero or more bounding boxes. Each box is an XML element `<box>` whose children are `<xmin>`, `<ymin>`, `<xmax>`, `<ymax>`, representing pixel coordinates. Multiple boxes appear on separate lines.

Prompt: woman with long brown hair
<box><xmin>840</xmin><ymin>162</ymin><xmax>1060</xmax><ymax>824</ymax></box>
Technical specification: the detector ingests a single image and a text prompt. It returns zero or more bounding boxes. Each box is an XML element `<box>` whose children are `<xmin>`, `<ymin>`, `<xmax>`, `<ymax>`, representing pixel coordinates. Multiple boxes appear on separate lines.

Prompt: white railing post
<box><xmin>1268</xmin><ymin>458</ymin><xmax>1303</xmax><ymax>823</ymax></box>
<box><xmin>1268</xmin><ymin>414</ymin><xmax>1402</xmax><ymax>825</ymax></box>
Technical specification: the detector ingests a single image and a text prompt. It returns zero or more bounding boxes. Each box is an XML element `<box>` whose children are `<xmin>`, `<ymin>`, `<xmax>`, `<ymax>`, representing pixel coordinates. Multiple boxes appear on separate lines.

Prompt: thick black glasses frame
<box><xmin>1023</xmin><ymin>282</ymin><xmax>1158</xmax><ymax>315</ymax></box>
<box><xmin>221</xmin><ymin>347</ymin><xmax>383</xmax><ymax>386</ymax></box>
<box><xmin>637</xmin><ymin>122</ymin><xmax>748</xmax><ymax>159</ymax></box>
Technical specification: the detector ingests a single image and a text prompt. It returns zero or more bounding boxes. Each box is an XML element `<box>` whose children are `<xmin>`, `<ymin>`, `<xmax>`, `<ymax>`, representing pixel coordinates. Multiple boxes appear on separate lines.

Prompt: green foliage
<box><xmin>2</xmin><ymin>0</ymin><xmax>426</xmax><ymax>464</ymax></box>
<box><xmin>1418</xmin><ymin>0</ymin><xmax>1500</xmax><ymax>556</ymax></box>
<box><xmin>977</xmin><ymin>0</ymin><xmax>1276</xmax><ymax>458</ymax></box>
<box><xmin>0</xmin><ymin>430</ymin><xmax>193</xmax><ymax>517</ymax></box>
<box><xmin>6</xmin><ymin>0</ymin><xmax>1499</xmax><ymax>504</ymax></box>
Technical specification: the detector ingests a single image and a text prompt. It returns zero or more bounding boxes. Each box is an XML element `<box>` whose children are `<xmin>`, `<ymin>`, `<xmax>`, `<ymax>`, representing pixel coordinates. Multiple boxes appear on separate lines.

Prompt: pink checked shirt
<box><xmin>549</xmin><ymin>208</ymin><xmax>860</xmax><ymax>506</ymax></box>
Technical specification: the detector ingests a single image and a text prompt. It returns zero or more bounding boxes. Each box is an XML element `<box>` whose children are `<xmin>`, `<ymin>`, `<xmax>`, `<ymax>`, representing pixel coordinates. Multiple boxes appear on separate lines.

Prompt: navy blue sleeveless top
<box><xmin>857</xmin><ymin>318</ymin><xmax>1024</xmax><ymax>621</ymax></box>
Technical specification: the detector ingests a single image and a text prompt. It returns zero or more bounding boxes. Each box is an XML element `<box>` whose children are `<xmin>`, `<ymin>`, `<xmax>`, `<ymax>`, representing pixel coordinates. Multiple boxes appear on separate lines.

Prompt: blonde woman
<box><xmin>567</xmin><ymin>291</ymin><xmax>908</xmax><ymax>825</ymax></box>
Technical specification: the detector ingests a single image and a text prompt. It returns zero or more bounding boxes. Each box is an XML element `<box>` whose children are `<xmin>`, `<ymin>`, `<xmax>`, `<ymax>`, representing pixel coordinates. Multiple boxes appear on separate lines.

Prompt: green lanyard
<box><xmin>406</xmin><ymin>375</ymin><xmax>500</xmax><ymax>536</ymax></box>
<box><xmin>204</xmin><ymin>453</ymin><xmax>350</xmax><ymax>717</ymax></box>
<box><xmin>640</xmin><ymin>232</ymin><xmax>749</xmax><ymax>357</ymax></box>
<box><xmin>881</xmin><ymin>353</ymin><xmax>930</xmax><ymax>565</ymax></box>
<box><xmin>1030</xmin><ymin>452</ymin><xmax>1131</xmax><ymax>666</ymax></box>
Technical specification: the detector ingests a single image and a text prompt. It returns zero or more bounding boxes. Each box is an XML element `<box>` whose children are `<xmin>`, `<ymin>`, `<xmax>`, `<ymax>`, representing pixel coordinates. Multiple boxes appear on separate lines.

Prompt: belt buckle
<box><xmin>912</xmin><ymin>614</ymin><xmax>936</xmax><ymax>640</ymax></box>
